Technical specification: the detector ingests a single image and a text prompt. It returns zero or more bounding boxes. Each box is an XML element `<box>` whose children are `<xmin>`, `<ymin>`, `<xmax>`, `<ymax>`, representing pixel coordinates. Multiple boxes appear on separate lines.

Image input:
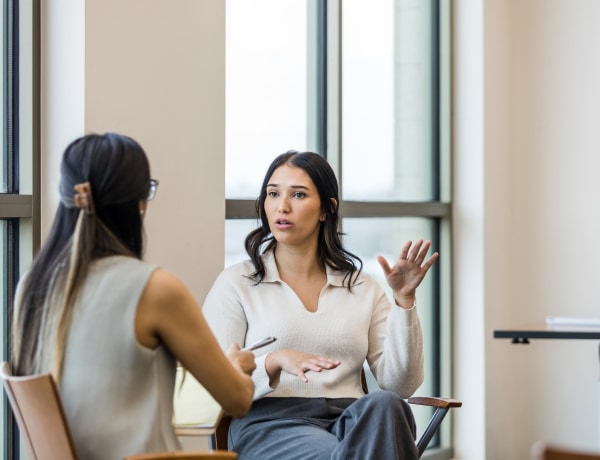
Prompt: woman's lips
<box><xmin>274</xmin><ymin>219</ymin><xmax>293</xmax><ymax>230</ymax></box>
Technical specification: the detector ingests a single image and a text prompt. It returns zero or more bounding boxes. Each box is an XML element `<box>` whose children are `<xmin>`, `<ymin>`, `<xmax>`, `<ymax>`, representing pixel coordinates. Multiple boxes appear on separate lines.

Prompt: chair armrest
<box><xmin>408</xmin><ymin>397</ymin><xmax>462</xmax><ymax>457</ymax></box>
<box><xmin>174</xmin><ymin>427</ymin><xmax>217</xmax><ymax>437</ymax></box>
<box><xmin>407</xmin><ymin>396</ymin><xmax>462</xmax><ymax>409</ymax></box>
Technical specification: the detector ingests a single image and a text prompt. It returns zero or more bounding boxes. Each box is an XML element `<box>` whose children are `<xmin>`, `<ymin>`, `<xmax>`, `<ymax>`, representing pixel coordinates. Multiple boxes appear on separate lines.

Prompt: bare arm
<box><xmin>135</xmin><ymin>269</ymin><xmax>255</xmax><ymax>418</ymax></box>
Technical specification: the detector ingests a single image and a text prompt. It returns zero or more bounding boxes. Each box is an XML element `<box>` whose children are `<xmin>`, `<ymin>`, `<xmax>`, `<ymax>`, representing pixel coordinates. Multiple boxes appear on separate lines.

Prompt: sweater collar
<box><xmin>260</xmin><ymin>248</ymin><xmax>363</xmax><ymax>288</ymax></box>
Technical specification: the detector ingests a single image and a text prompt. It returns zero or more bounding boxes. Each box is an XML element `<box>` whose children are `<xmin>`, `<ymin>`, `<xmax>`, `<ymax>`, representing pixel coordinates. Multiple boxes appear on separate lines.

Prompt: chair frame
<box><xmin>0</xmin><ymin>361</ymin><xmax>77</xmax><ymax>459</ymax></box>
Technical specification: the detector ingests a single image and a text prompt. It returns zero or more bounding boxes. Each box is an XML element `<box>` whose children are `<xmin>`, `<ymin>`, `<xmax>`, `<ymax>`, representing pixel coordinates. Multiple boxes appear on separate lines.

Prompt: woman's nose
<box><xmin>277</xmin><ymin>197</ymin><xmax>290</xmax><ymax>213</ymax></box>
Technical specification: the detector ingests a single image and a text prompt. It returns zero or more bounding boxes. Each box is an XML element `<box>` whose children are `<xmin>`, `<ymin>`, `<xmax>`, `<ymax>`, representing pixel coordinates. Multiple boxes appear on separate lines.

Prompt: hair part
<box><xmin>244</xmin><ymin>150</ymin><xmax>362</xmax><ymax>288</ymax></box>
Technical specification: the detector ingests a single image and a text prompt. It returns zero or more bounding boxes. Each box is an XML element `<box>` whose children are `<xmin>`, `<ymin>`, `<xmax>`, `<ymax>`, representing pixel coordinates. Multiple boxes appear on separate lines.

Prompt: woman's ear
<box><xmin>139</xmin><ymin>200</ymin><xmax>148</xmax><ymax>219</ymax></box>
<box><xmin>320</xmin><ymin>198</ymin><xmax>338</xmax><ymax>222</ymax></box>
<box><xmin>329</xmin><ymin>198</ymin><xmax>338</xmax><ymax>213</ymax></box>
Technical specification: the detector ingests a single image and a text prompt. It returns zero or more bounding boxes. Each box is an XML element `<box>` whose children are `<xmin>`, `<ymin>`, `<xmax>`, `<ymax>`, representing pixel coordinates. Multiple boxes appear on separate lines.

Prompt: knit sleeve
<box><xmin>366</xmin><ymin>289</ymin><xmax>424</xmax><ymax>398</ymax></box>
<box><xmin>202</xmin><ymin>268</ymin><xmax>249</xmax><ymax>353</ymax></box>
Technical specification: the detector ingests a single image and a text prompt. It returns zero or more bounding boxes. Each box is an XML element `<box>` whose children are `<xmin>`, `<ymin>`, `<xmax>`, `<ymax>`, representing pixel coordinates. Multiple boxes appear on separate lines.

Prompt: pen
<box><xmin>242</xmin><ymin>336</ymin><xmax>277</xmax><ymax>351</ymax></box>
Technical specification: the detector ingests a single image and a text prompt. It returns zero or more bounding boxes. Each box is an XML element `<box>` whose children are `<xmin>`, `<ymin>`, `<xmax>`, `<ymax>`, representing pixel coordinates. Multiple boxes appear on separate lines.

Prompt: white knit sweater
<box><xmin>202</xmin><ymin>249</ymin><xmax>424</xmax><ymax>401</ymax></box>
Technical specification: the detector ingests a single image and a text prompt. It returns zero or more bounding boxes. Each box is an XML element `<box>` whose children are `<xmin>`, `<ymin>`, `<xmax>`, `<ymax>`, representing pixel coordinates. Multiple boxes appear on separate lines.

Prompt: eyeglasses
<box><xmin>148</xmin><ymin>179</ymin><xmax>159</xmax><ymax>201</ymax></box>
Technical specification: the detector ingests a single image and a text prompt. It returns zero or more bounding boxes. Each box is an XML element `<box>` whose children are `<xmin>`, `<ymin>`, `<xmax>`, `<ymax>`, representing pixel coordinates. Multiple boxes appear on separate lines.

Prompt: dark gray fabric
<box><xmin>229</xmin><ymin>391</ymin><xmax>418</xmax><ymax>460</ymax></box>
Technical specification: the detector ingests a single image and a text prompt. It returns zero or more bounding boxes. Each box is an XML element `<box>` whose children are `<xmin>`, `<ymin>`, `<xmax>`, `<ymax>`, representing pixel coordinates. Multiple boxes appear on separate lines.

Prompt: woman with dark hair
<box><xmin>203</xmin><ymin>150</ymin><xmax>439</xmax><ymax>460</ymax></box>
<box><xmin>11</xmin><ymin>133</ymin><xmax>255</xmax><ymax>460</ymax></box>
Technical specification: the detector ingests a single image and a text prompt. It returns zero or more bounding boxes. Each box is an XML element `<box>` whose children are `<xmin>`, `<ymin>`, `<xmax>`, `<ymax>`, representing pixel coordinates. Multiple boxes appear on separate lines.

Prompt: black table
<box><xmin>494</xmin><ymin>321</ymin><xmax>600</xmax><ymax>448</ymax></box>
<box><xmin>494</xmin><ymin>322</ymin><xmax>600</xmax><ymax>343</ymax></box>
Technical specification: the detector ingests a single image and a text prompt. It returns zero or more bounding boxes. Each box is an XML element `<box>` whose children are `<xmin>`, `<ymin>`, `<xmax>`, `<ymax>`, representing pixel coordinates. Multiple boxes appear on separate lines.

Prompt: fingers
<box><xmin>240</xmin><ymin>350</ymin><xmax>257</xmax><ymax>375</ymax></box>
<box><xmin>275</xmin><ymin>351</ymin><xmax>340</xmax><ymax>383</ymax></box>
<box><xmin>380</xmin><ymin>239</ymin><xmax>438</xmax><ymax>270</ymax></box>
<box><xmin>226</xmin><ymin>343</ymin><xmax>256</xmax><ymax>376</ymax></box>
<box><xmin>405</xmin><ymin>239</ymin><xmax>428</xmax><ymax>263</ymax></box>
<box><xmin>306</xmin><ymin>357</ymin><xmax>341</xmax><ymax>370</ymax></box>
<box><xmin>399</xmin><ymin>240</ymin><xmax>413</xmax><ymax>261</ymax></box>
<box><xmin>294</xmin><ymin>357</ymin><xmax>340</xmax><ymax>383</ymax></box>
<box><xmin>297</xmin><ymin>369</ymin><xmax>308</xmax><ymax>383</ymax></box>
<box><xmin>400</xmin><ymin>239</ymin><xmax>438</xmax><ymax>266</ymax></box>
<box><xmin>377</xmin><ymin>255</ymin><xmax>391</xmax><ymax>275</ymax></box>
<box><xmin>227</xmin><ymin>343</ymin><xmax>241</xmax><ymax>352</ymax></box>
<box><xmin>411</xmin><ymin>239</ymin><xmax>426</xmax><ymax>263</ymax></box>
<box><xmin>422</xmin><ymin>251</ymin><xmax>440</xmax><ymax>269</ymax></box>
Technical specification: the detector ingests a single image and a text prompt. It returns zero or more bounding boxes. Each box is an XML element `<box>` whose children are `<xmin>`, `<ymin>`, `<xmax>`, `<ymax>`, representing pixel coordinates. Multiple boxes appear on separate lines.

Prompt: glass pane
<box><xmin>1</xmin><ymin>5</ymin><xmax>6</xmax><ymax>193</ymax></box>
<box><xmin>0</xmin><ymin>221</ymin><xmax>5</xmax><ymax>441</ymax></box>
<box><xmin>225</xmin><ymin>219</ymin><xmax>260</xmax><ymax>267</ymax></box>
<box><xmin>18</xmin><ymin>0</ymin><xmax>33</xmax><ymax>195</ymax></box>
<box><xmin>19</xmin><ymin>218</ymin><xmax>32</xmax><ymax>277</ymax></box>
<box><xmin>226</xmin><ymin>0</ymin><xmax>309</xmax><ymax>198</ymax></box>
<box><xmin>341</xmin><ymin>0</ymin><xmax>435</xmax><ymax>201</ymax></box>
<box><xmin>342</xmin><ymin>217</ymin><xmax>437</xmax><ymax>440</ymax></box>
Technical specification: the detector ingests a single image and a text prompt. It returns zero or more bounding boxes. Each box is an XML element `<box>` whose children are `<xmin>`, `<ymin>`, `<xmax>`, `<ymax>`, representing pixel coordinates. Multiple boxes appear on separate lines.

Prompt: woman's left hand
<box><xmin>377</xmin><ymin>239</ymin><xmax>439</xmax><ymax>308</ymax></box>
<box><xmin>226</xmin><ymin>343</ymin><xmax>257</xmax><ymax>376</ymax></box>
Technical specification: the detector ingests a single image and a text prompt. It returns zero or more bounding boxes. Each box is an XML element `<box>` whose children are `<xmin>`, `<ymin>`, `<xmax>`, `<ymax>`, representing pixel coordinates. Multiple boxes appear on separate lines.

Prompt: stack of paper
<box><xmin>545</xmin><ymin>316</ymin><xmax>600</xmax><ymax>327</ymax></box>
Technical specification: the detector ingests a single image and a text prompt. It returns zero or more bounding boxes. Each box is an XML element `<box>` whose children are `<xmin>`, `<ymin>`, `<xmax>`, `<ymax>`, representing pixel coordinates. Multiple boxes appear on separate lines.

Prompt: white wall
<box><xmin>454</xmin><ymin>0</ymin><xmax>600</xmax><ymax>458</ymax></box>
<box><xmin>41</xmin><ymin>0</ymin><xmax>85</xmax><ymax>228</ymax></box>
<box><xmin>41</xmin><ymin>0</ymin><xmax>225</xmax><ymax>304</ymax></box>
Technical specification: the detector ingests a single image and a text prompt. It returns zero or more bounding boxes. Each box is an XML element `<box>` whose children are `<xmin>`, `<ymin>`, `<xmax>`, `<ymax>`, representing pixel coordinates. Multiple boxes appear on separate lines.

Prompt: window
<box><xmin>1</xmin><ymin>1</ymin><xmax>39</xmax><ymax>457</ymax></box>
<box><xmin>226</xmin><ymin>0</ymin><xmax>452</xmax><ymax>456</ymax></box>
<box><xmin>226</xmin><ymin>0</ymin><xmax>310</xmax><ymax>199</ymax></box>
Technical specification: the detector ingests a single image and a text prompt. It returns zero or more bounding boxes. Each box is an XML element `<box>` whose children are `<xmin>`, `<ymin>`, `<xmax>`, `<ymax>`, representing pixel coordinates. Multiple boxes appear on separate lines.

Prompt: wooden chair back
<box><xmin>0</xmin><ymin>361</ymin><xmax>77</xmax><ymax>460</ymax></box>
<box><xmin>1</xmin><ymin>361</ymin><xmax>238</xmax><ymax>460</ymax></box>
<box><xmin>532</xmin><ymin>442</ymin><xmax>600</xmax><ymax>460</ymax></box>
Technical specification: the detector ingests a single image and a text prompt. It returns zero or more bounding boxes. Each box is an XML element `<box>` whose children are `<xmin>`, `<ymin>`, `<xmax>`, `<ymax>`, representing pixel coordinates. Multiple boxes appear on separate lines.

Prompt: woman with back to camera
<box><xmin>10</xmin><ymin>133</ymin><xmax>255</xmax><ymax>460</ymax></box>
<box><xmin>202</xmin><ymin>150</ymin><xmax>439</xmax><ymax>460</ymax></box>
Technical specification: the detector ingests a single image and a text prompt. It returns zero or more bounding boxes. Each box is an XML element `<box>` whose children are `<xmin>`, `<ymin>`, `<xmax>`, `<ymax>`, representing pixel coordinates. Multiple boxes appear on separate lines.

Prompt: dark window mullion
<box><xmin>3</xmin><ymin>1</ymin><xmax>21</xmax><ymax>459</ymax></box>
<box><xmin>431</xmin><ymin>0</ymin><xmax>441</xmax><ymax>202</ymax></box>
<box><xmin>315</xmin><ymin>0</ymin><xmax>327</xmax><ymax>159</ymax></box>
<box><xmin>3</xmin><ymin>219</ymin><xmax>19</xmax><ymax>460</ymax></box>
<box><xmin>4</xmin><ymin>0</ymin><xmax>19</xmax><ymax>194</ymax></box>
<box><xmin>430</xmin><ymin>0</ymin><xmax>442</xmax><ymax>449</ymax></box>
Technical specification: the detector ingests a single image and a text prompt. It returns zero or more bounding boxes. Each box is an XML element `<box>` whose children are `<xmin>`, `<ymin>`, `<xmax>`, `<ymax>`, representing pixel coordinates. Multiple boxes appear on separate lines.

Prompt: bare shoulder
<box><xmin>136</xmin><ymin>268</ymin><xmax>199</xmax><ymax>348</ymax></box>
<box><xmin>141</xmin><ymin>268</ymin><xmax>193</xmax><ymax>310</ymax></box>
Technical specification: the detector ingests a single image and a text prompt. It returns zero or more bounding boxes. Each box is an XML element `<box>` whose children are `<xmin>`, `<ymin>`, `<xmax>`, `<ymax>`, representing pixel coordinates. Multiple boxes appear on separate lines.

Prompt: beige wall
<box><xmin>42</xmin><ymin>0</ymin><xmax>225</xmax><ymax>303</ymax></box>
<box><xmin>455</xmin><ymin>0</ymin><xmax>600</xmax><ymax>458</ymax></box>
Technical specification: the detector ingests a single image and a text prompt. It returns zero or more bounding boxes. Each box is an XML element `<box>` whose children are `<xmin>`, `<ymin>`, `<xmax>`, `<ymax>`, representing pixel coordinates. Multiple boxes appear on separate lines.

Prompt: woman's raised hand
<box><xmin>377</xmin><ymin>239</ymin><xmax>439</xmax><ymax>308</ymax></box>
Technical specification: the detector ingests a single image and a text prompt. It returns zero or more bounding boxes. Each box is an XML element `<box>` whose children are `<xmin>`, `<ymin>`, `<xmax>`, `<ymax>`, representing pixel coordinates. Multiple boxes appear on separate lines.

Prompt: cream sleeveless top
<box><xmin>57</xmin><ymin>255</ymin><xmax>180</xmax><ymax>459</ymax></box>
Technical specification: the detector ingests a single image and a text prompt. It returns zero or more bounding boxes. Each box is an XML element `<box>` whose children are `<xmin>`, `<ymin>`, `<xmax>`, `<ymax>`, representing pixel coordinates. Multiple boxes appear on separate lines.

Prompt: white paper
<box><xmin>545</xmin><ymin>316</ymin><xmax>600</xmax><ymax>327</ymax></box>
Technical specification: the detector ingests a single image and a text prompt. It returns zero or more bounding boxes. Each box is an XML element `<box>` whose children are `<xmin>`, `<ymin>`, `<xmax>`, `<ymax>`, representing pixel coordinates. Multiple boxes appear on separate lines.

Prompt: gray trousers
<box><xmin>228</xmin><ymin>391</ymin><xmax>419</xmax><ymax>460</ymax></box>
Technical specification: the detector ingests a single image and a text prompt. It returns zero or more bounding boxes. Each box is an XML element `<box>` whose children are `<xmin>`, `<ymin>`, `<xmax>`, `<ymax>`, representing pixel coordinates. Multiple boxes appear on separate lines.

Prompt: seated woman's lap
<box><xmin>229</xmin><ymin>392</ymin><xmax>417</xmax><ymax>460</ymax></box>
<box><xmin>229</xmin><ymin>397</ymin><xmax>354</xmax><ymax>460</ymax></box>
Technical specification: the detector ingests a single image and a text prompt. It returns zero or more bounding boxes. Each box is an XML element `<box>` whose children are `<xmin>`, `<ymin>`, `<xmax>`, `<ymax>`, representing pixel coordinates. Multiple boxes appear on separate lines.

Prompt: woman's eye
<box><xmin>293</xmin><ymin>192</ymin><xmax>306</xmax><ymax>198</ymax></box>
<box><xmin>267</xmin><ymin>190</ymin><xmax>278</xmax><ymax>197</ymax></box>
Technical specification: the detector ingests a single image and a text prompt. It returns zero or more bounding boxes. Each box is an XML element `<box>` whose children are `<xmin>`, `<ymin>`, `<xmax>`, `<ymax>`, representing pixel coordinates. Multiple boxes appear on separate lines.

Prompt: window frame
<box><xmin>225</xmin><ymin>0</ymin><xmax>452</xmax><ymax>456</ymax></box>
<box><xmin>1</xmin><ymin>0</ymin><xmax>40</xmax><ymax>458</ymax></box>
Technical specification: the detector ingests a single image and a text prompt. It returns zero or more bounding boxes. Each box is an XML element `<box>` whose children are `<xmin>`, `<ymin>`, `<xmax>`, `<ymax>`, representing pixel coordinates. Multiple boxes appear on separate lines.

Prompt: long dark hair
<box><xmin>245</xmin><ymin>150</ymin><xmax>362</xmax><ymax>287</ymax></box>
<box><xmin>11</xmin><ymin>133</ymin><xmax>152</xmax><ymax>379</ymax></box>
